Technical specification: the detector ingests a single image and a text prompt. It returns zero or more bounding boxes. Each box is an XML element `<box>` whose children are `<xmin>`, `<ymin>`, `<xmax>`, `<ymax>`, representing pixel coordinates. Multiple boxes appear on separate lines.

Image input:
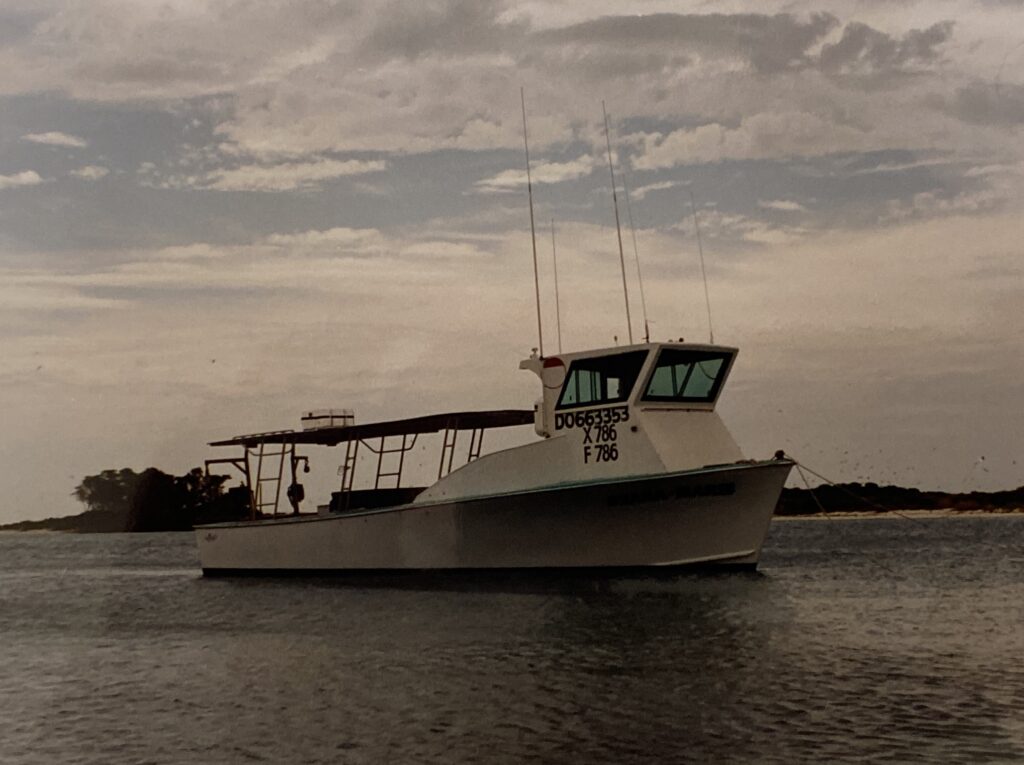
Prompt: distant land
<box><xmin>0</xmin><ymin>466</ymin><xmax>249</xmax><ymax>533</ymax></box>
<box><xmin>776</xmin><ymin>483</ymin><xmax>1024</xmax><ymax>516</ymax></box>
<box><xmin>1</xmin><ymin>480</ymin><xmax>1022</xmax><ymax>532</ymax></box>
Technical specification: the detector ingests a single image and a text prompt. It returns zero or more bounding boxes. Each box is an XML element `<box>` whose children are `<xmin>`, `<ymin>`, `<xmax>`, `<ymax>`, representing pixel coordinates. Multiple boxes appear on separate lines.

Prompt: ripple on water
<box><xmin>0</xmin><ymin>520</ymin><xmax>1022</xmax><ymax>764</ymax></box>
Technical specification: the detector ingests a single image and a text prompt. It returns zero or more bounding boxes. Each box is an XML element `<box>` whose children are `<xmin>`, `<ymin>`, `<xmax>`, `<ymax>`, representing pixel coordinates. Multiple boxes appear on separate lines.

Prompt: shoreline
<box><xmin>774</xmin><ymin>508</ymin><xmax>1024</xmax><ymax>521</ymax></box>
<box><xmin>3</xmin><ymin>508</ymin><xmax>1023</xmax><ymax>533</ymax></box>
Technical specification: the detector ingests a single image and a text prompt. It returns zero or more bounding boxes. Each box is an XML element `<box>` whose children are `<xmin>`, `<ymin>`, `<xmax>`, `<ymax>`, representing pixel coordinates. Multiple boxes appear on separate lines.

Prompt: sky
<box><xmin>1</xmin><ymin>0</ymin><xmax>1022</xmax><ymax>522</ymax></box>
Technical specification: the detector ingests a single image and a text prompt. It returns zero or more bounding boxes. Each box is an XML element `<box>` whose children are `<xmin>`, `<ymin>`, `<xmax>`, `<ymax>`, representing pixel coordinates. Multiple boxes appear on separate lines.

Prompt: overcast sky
<box><xmin>2</xmin><ymin>0</ymin><xmax>1023</xmax><ymax>522</ymax></box>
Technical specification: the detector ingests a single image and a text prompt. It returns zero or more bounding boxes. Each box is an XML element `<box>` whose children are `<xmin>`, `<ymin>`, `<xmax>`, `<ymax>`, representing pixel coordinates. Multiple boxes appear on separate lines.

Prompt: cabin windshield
<box><xmin>642</xmin><ymin>349</ymin><xmax>732</xmax><ymax>403</ymax></box>
<box><xmin>556</xmin><ymin>350</ymin><xmax>648</xmax><ymax>409</ymax></box>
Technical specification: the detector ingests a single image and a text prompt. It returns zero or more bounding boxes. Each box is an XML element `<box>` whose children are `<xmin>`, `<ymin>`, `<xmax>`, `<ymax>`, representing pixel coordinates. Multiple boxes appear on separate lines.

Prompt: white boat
<box><xmin>196</xmin><ymin>340</ymin><xmax>793</xmax><ymax>575</ymax></box>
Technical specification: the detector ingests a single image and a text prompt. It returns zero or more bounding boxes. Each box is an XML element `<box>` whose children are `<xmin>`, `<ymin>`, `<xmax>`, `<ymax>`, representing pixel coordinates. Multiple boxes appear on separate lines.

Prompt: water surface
<box><xmin>1</xmin><ymin>516</ymin><xmax>1022</xmax><ymax>763</ymax></box>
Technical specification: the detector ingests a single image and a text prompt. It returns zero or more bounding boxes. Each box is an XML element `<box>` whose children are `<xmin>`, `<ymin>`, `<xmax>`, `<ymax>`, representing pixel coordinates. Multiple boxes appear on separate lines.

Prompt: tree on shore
<box><xmin>73</xmin><ymin>468</ymin><xmax>142</xmax><ymax>518</ymax></box>
<box><xmin>72</xmin><ymin>467</ymin><xmax>249</xmax><ymax>531</ymax></box>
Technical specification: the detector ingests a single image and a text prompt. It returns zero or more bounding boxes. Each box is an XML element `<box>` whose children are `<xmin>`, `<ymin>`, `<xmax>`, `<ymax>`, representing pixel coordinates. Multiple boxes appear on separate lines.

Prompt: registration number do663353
<box><xmin>553</xmin><ymin>405</ymin><xmax>628</xmax><ymax>464</ymax></box>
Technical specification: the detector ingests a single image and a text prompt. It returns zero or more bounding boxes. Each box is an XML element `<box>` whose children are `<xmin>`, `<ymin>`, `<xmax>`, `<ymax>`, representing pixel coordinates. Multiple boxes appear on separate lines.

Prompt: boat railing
<box><xmin>205</xmin><ymin>409</ymin><xmax>532</xmax><ymax>519</ymax></box>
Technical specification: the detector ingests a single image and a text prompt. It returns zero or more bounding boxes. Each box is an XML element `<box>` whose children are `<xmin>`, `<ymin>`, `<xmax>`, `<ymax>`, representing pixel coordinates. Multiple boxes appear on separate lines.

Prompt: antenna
<box><xmin>602</xmin><ymin>101</ymin><xmax>633</xmax><ymax>344</ymax></box>
<box><xmin>621</xmin><ymin>172</ymin><xmax>650</xmax><ymax>343</ymax></box>
<box><xmin>521</xmin><ymin>87</ymin><xmax>544</xmax><ymax>357</ymax></box>
<box><xmin>551</xmin><ymin>219</ymin><xmax>563</xmax><ymax>353</ymax></box>
<box><xmin>689</xmin><ymin>188</ymin><xmax>714</xmax><ymax>344</ymax></box>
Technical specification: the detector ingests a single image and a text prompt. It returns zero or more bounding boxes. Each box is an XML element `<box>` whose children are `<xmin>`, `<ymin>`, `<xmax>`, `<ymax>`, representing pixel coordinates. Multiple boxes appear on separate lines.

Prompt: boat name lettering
<box><xmin>607</xmin><ymin>482</ymin><xmax>736</xmax><ymax>507</ymax></box>
<box><xmin>554</xmin><ymin>406</ymin><xmax>629</xmax><ymax>431</ymax></box>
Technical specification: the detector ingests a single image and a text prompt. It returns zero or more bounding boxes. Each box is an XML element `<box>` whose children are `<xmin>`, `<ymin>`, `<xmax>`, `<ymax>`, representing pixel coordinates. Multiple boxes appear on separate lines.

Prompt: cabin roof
<box><xmin>550</xmin><ymin>341</ymin><xmax>737</xmax><ymax>361</ymax></box>
<box><xmin>210</xmin><ymin>409</ymin><xmax>535</xmax><ymax>448</ymax></box>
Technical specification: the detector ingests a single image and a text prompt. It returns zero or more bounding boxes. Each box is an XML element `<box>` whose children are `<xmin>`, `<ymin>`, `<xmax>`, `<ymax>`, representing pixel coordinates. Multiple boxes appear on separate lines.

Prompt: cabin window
<box><xmin>642</xmin><ymin>349</ymin><xmax>731</xmax><ymax>403</ymax></box>
<box><xmin>556</xmin><ymin>350</ymin><xmax>648</xmax><ymax>409</ymax></box>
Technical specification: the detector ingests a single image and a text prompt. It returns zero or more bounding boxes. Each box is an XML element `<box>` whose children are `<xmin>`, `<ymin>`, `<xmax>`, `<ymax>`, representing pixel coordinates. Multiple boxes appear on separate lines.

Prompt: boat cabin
<box><xmin>521</xmin><ymin>341</ymin><xmax>736</xmax><ymax>436</ymax></box>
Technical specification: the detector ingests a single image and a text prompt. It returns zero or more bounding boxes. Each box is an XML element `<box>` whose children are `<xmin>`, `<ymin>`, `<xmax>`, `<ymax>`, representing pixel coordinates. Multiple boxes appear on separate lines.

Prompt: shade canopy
<box><xmin>210</xmin><ymin>409</ymin><xmax>535</xmax><ymax>448</ymax></box>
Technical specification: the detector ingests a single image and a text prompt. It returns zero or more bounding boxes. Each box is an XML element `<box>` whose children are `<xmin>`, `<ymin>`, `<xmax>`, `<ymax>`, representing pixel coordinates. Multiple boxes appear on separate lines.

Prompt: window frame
<box><xmin>640</xmin><ymin>348</ymin><xmax>733</xmax><ymax>404</ymax></box>
<box><xmin>554</xmin><ymin>350</ymin><xmax>649</xmax><ymax>411</ymax></box>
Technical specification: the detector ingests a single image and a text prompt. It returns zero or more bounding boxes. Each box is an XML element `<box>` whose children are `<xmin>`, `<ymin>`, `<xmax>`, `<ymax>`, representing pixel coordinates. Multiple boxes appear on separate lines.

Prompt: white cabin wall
<box><xmin>637</xmin><ymin>410</ymin><xmax>745</xmax><ymax>471</ymax></box>
<box><xmin>416</xmin><ymin>420</ymin><xmax>667</xmax><ymax>503</ymax></box>
<box><xmin>417</xmin><ymin>436</ymin><xmax>570</xmax><ymax>502</ymax></box>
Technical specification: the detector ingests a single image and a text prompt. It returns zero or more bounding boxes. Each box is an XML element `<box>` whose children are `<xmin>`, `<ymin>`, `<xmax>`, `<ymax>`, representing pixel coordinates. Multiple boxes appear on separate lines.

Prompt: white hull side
<box><xmin>196</xmin><ymin>461</ymin><xmax>792</xmax><ymax>574</ymax></box>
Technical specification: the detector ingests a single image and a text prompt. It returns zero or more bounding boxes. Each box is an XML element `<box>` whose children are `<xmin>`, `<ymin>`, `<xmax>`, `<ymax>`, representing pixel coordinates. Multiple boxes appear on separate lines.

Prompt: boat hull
<box><xmin>196</xmin><ymin>460</ymin><xmax>792</xmax><ymax>575</ymax></box>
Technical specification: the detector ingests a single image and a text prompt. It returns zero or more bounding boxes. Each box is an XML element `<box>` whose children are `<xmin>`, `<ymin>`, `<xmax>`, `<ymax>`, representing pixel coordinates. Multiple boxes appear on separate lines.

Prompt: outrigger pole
<box><xmin>551</xmin><ymin>218</ymin><xmax>563</xmax><ymax>353</ymax></box>
<box><xmin>689</xmin><ymin>187</ymin><xmax>715</xmax><ymax>345</ymax></box>
<box><xmin>621</xmin><ymin>172</ymin><xmax>650</xmax><ymax>343</ymax></box>
<box><xmin>602</xmin><ymin>101</ymin><xmax>634</xmax><ymax>344</ymax></box>
<box><xmin>521</xmin><ymin>87</ymin><xmax>544</xmax><ymax>358</ymax></box>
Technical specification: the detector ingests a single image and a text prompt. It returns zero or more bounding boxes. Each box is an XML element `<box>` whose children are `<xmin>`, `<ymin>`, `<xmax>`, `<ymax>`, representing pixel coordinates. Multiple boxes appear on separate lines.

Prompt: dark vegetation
<box><xmin>777</xmin><ymin>483</ymin><xmax>1024</xmax><ymax>516</ymax></box>
<box><xmin>2</xmin><ymin>470</ymin><xmax>1022</xmax><ymax>532</ymax></box>
<box><xmin>0</xmin><ymin>467</ymin><xmax>250</xmax><ymax>532</ymax></box>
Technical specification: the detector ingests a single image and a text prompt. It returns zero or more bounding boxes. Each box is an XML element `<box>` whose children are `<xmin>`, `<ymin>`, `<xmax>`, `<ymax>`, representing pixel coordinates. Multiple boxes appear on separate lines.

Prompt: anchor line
<box><xmin>784</xmin><ymin>453</ymin><xmax>939</xmax><ymax>524</ymax></box>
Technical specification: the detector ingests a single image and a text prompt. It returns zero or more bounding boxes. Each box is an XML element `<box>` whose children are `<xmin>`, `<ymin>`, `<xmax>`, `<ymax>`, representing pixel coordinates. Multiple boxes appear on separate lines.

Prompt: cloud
<box><xmin>819</xmin><ymin>21</ymin><xmax>954</xmax><ymax>77</ymax></box>
<box><xmin>964</xmin><ymin>161</ymin><xmax>1024</xmax><ymax>178</ymax></box>
<box><xmin>0</xmin><ymin>280</ymin><xmax>125</xmax><ymax>311</ymax></box>
<box><xmin>758</xmin><ymin>199</ymin><xmax>807</xmax><ymax>212</ymax></box>
<box><xmin>0</xmin><ymin>2</ymin><xmax>992</xmax><ymax>170</ymax></box>
<box><xmin>1</xmin><ymin>1</ymin><xmax>330</xmax><ymax>100</ymax></box>
<box><xmin>21</xmin><ymin>131</ymin><xmax>87</xmax><ymax>148</ymax></box>
<box><xmin>847</xmin><ymin>156</ymin><xmax>956</xmax><ymax>176</ymax></box>
<box><xmin>397</xmin><ymin>240</ymin><xmax>489</xmax><ymax>259</ymax></box>
<box><xmin>631</xmin><ymin>112</ymin><xmax>870</xmax><ymax>169</ymax></box>
<box><xmin>941</xmin><ymin>81</ymin><xmax>1024</xmax><ymax>127</ymax></box>
<box><xmin>152</xmin><ymin>243</ymin><xmax>224</xmax><ymax>260</ymax></box>
<box><xmin>670</xmin><ymin>208</ymin><xmax>807</xmax><ymax>247</ymax></box>
<box><xmin>210</xmin><ymin>9</ymin><xmax>973</xmax><ymax>159</ymax></box>
<box><xmin>204</xmin><ymin>158</ymin><xmax>387</xmax><ymax>192</ymax></box>
<box><xmin>535</xmin><ymin>12</ymin><xmax>839</xmax><ymax>75</ymax></box>
<box><xmin>266</xmin><ymin>227</ymin><xmax>386</xmax><ymax>251</ymax></box>
<box><xmin>358</xmin><ymin>0</ymin><xmax>527</xmax><ymax>61</ymax></box>
<box><xmin>0</xmin><ymin>3</ymin><xmax>973</xmax><ymax>165</ymax></box>
<box><xmin>475</xmin><ymin>155</ymin><xmax>596</xmax><ymax>192</ymax></box>
<box><xmin>883</xmin><ymin>188</ymin><xmax>1005</xmax><ymax>222</ymax></box>
<box><xmin>70</xmin><ymin>165</ymin><xmax>109</xmax><ymax>180</ymax></box>
<box><xmin>629</xmin><ymin>180</ymin><xmax>680</xmax><ymax>201</ymax></box>
<box><xmin>5</xmin><ymin>224</ymin><xmax>493</xmax><ymax>300</ymax></box>
<box><xmin>266</xmin><ymin>225</ymin><xmax>489</xmax><ymax>263</ymax></box>
<box><xmin>0</xmin><ymin>170</ymin><xmax>44</xmax><ymax>189</ymax></box>
<box><xmin>79</xmin><ymin>55</ymin><xmax>222</xmax><ymax>89</ymax></box>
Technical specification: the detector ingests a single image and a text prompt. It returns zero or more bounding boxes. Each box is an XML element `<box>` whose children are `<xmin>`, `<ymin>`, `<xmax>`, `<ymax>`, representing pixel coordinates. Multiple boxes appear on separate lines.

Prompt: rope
<box><xmin>794</xmin><ymin>463</ymin><xmax>834</xmax><ymax>521</ymax></box>
<box><xmin>785</xmin><ymin>453</ymin><xmax>948</xmax><ymax>524</ymax></box>
<box><xmin>788</xmin><ymin>455</ymin><xmax>906</xmax><ymax>577</ymax></box>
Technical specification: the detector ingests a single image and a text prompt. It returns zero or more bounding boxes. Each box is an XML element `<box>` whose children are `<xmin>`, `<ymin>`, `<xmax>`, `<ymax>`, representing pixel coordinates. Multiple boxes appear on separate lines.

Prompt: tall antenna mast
<box><xmin>521</xmin><ymin>87</ymin><xmax>544</xmax><ymax>357</ymax></box>
<box><xmin>551</xmin><ymin>219</ymin><xmax>563</xmax><ymax>353</ymax></box>
<box><xmin>621</xmin><ymin>172</ymin><xmax>650</xmax><ymax>343</ymax></box>
<box><xmin>602</xmin><ymin>101</ymin><xmax>633</xmax><ymax>344</ymax></box>
<box><xmin>689</xmin><ymin>188</ymin><xmax>714</xmax><ymax>344</ymax></box>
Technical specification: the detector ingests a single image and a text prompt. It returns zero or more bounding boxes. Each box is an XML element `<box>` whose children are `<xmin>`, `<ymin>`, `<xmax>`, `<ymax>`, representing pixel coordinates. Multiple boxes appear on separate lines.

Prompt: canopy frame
<box><xmin>204</xmin><ymin>409</ymin><xmax>533</xmax><ymax>518</ymax></box>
